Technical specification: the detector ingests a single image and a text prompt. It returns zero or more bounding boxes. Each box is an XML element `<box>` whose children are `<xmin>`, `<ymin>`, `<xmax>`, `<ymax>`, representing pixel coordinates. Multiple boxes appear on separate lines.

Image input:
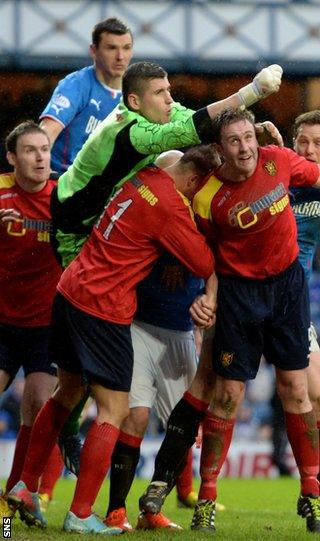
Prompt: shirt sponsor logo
<box><xmin>137</xmin><ymin>185</ymin><xmax>158</xmax><ymax>206</ymax></box>
<box><xmin>228</xmin><ymin>182</ymin><xmax>287</xmax><ymax>229</ymax></box>
<box><xmin>263</xmin><ymin>160</ymin><xmax>277</xmax><ymax>176</ymax></box>
<box><xmin>6</xmin><ymin>218</ymin><xmax>52</xmax><ymax>238</ymax></box>
<box><xmin>269</xmin><ymin>194</ymin><xmax>289</xmax><ymax>215</ymax></box>
<box><xmin>85</xmin><ymin>116</ymin><xmax>102</xmax><ymax>134</ymax></box>
<box><xmin>131</xmin><ymin>176</ymin><xmax>158</xmax><ymax>206</ymax></box>
<box><xmin>293</xmin><ymin>201</ymin><xmax>320</xmax><ymax>217</ymax></box>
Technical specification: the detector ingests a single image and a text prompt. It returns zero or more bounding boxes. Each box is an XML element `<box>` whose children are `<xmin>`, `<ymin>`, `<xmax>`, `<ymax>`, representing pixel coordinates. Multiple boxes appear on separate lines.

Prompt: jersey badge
<box><xmin>52</xmin><ymin>93</ymin><xmax>70</xmax><ymax>109</ymax></box>
<box><xmin>220</xmin><ymin>351</ymin><xmax>234</xmax><ymax>367</ymax></box>
<box><xmin>263</xmin><ymin>160</ymin><xmax>277</xmax><ymax>176</ymax></box>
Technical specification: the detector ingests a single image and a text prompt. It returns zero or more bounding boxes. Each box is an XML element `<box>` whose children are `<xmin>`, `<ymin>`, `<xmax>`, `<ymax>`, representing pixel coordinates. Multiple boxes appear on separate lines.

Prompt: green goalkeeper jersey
<box><xmin>51</xmin><ymin>100</ymin><xmax>213</xmax><ymax>267</ymax></box>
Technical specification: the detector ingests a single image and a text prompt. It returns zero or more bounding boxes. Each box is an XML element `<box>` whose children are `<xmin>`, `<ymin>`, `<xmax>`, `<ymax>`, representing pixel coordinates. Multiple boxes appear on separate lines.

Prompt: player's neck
<box><xmin>15</xmin><ymin>173</ymin><xmax>47</xmax><ymax>193</ymax></box>
<box><xmin>95</xmin><ymin>69</ymin><xmax>122</xmax><ymax>91</ymax></box>
<box><xmin>219</xmin><ymin>162</ymin><xmax>251</xmax><ymax>183</ymax></box>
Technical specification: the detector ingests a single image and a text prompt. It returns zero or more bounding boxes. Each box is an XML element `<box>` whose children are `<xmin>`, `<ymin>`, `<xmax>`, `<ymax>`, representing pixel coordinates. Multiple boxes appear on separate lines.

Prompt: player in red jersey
<box><xmin>7</xmin><ymin>145</ymin><xmax>217</xmax><ymax>535</ymax></box>
<box><xmin>140</xmin><ymin>108</ymin><xmax>320</xmax><ymax>534</ymax></box>
<box><xmin>0</xmin><ymin>122</ymin><xmax>63</xmax><ymax>522</ymax></box>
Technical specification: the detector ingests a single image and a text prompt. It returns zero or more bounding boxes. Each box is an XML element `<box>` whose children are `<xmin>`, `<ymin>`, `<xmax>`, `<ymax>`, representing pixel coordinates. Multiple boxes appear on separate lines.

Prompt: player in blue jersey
<box><xmin>271</xmin><ymin>110</ymin><xmax>320</xmax><ymax>476</ymax></box>
<box><xmin>292</xmin><ymin>111</ymin><xmax>320</xmax><ymax>282</ymax></box>
<box><xmin>40</xmin><ymin>16</ymin><xmax>133</xmax><ymax>473</ymax></box>
<box><xmin>40</xmin><ymin>17</ymin><xmax>133</xmax><ymax>174</ymax></box>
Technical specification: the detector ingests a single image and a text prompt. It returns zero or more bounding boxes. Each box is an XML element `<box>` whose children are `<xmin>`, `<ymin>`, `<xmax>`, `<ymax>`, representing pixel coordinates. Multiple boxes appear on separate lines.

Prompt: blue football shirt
<box><xmin>40</xmin><ymin>66</ymin><xmax>122</xmax><ymax>174</ymax></box>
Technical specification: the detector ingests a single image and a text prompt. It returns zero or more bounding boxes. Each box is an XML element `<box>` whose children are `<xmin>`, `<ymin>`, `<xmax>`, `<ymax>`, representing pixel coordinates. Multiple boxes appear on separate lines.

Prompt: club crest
<box><xmin>220</xmin><ymin>351</ymin><xmax>234</xmax><ymax>367</ymax></box>
<box><xmin>264</xmin><ymin>160</ymin><xmax>277</xmax><ymax>176</ymax></box>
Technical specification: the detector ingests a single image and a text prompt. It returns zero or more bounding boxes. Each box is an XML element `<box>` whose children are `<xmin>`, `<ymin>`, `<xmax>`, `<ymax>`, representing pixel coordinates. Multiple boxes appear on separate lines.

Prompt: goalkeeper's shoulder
<box><xmin>170</xmin><ymin>101</ymin><xmax>195</xmax><ymax>121</ymax></box>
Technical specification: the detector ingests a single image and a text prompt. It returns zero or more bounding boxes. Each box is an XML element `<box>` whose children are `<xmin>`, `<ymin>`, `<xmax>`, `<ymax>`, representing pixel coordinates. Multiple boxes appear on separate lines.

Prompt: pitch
<box><xmin>3</xmin><ymin>476</ymin><xmax>315</xmax><ymax>540</ymax></box>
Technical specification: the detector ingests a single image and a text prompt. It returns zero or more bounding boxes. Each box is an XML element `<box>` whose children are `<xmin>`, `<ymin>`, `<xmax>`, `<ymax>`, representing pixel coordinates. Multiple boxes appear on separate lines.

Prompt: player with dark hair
<box><xmin>0</xmin><ymin>121</ymin><xmax>63</xmax><ymax>522</ymax></box>
<box><xmin>40</xmin><ymin>17</ymin><xmax>133</xmax><ymax>174</ymax></box>
<box><xmin>40</xmin><ymin>15</ymin><xmax>133</xmax><ymax>471</ymax></box>
<box><xmin>140</xmin><ymin>107</ymin><xmax>320</xmax><ymax>534</ymax></box>
<box><xmin>7</xmin><ymin>146</ymin><xmax>217</xmax><ymax>535</ymax></box>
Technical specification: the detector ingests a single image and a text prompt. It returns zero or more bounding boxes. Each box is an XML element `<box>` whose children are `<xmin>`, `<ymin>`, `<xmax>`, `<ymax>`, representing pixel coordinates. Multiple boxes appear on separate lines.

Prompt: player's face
<box><xmin>92</xmin><ymin>32</ymin><xmax>133</xmax><ymax>81</ymax></box>
<box><xmin>294</xmin><ymin>123</ymin><xmax>320</xmax><ymax>164</ymax></box>
<box><xmin>135</xmin><ymin>78</ymin><xmax>174</xmax><ymax>124</ymax></box>
<box><xmin>7</xmin><ymin>132</ymin><xmax>51</xmax><ymax>192</ymax></box>
<box><xmin>218</xmin><ymin>120</ymin><xmax>259</xmax><ymax>181</ymax></box>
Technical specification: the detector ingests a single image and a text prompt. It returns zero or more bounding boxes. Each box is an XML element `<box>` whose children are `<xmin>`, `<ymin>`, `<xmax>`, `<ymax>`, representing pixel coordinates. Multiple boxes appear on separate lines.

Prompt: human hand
<box><xmin>0</xmin><ymin>208</ymin><xmax>21</xmax><ymax>225</ymax></box>
<box><xmin>190</xmin><ymin>294</ymin><xmax>216</xmax><ymax>329</ymax></box>
<box><xmin>238</xmin><ymin>64</ymin><xmax>283</xmax><ymax>108</ymax></box>
<box><xmin>255</xmin><ymin>121</ymin><xmax>284</xmax><ymax>147</ymax></box>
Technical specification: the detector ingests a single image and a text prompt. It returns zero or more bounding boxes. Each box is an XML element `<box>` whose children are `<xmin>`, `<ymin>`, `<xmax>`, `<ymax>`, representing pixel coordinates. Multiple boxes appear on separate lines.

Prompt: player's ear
<box><xmin>214</xmin><ymin>142</ymin><xmax>223</xmax><ymax>159</ymax></box>
<box><xmin>187</xmin><ymin>173</ymin><xmax>201</xmax><ymax>193</ymax></box>
<box><xmin>89</xmin><ymin>43</ymin><xmax>96</xmax><ymax>60</ymax></box>
<box><xmin>6</xmin><ymin>151</ymin><xmax>16</xmax><ymax>168</ymax></box>
<box><xmin>127</xmin><ymin>92</ymin><xmax>140</xmax><ymax>112</ymax></box>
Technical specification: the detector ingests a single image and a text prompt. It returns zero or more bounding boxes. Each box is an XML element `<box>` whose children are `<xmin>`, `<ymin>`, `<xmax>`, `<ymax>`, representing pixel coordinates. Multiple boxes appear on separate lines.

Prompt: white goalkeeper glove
<box><xmin>238</xmin><ymin>64</ymin><xmax>283</xmax><ymax>108</ymax></box>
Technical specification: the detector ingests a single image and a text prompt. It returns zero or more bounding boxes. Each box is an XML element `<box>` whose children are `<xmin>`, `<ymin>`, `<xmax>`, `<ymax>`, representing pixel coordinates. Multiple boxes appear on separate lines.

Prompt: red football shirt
<box><xmin>58</xmin><ymin>166</ymin><xmax>214</xmax><ymax>324</ymax></box>
<box><xmin>0</xmin><ymin>173</ymin><xmax>62</xmax><ymax>326</ymax></box>
<box><xmin>193</xmin><ymin>146</ymin><xmax>319</xmax><ymax>278</ymax></box>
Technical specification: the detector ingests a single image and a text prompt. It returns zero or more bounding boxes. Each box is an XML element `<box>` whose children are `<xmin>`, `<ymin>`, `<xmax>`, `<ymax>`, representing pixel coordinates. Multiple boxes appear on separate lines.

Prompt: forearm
<box><xmin>189</xmin><ymin>272</ymin><xmax>218</xmax><ymax>329</ymax></box>
<box><xmin>207</xmin><ymin>93</ymin><xmax>241</xmax><ymax>120</ymax></box>
<box><xmin>204</xmin><ymin>271</ymin><xmax>218</xmax><ymax>304</ymax></box>
<box><xmin>40</xmin><ymin>118</ymin><xmax>64</xmax><ymax>147</ymax></box>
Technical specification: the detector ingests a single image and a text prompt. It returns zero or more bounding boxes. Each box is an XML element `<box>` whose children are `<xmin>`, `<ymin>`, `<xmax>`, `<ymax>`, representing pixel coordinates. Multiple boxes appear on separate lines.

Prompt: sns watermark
<box><xmin>2</xmin><ymin>517</ymin><xmax>11</xmax><ymax>538</ymax></box>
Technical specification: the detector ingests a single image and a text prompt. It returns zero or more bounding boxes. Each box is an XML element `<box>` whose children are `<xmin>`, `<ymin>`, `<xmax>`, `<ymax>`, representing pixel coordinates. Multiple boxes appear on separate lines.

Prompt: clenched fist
<box><xmin>238</xmin><ymin>64</ymin><xmax>283</xmax><ymax>108</ymax></box>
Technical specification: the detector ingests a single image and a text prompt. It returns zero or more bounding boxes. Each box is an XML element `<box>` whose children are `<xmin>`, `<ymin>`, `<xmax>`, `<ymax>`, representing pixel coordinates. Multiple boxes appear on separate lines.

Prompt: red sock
<box><xmin>176</xmin><ymin>448</ymin><xmax>194</xmax><ymax>500</ymax></box>
<box><xmin>70</xmin><ymin>421</ymin><xmax>119</xmax><ymax>518</ymax></box>
<box><xmin>6</xmin><ymin>425</ymin><xmax>32</xmax><ymax>492</ymax></box>
<box><xmin>21</xmin><ymin>398</ymin><xmax>70</xmax><ymax>493</ymax></box>
<box><xmin>183</xmin><ymin>390</ymin><xmax>209</xmax><ymax>412</ymax></box>
<box><xmin>198</xmin><ymin>412</ymin><xmax>235</xmax><ymax>501</ymax></box>
<box><xmin>118</xmin><ymin>430</ymin><xmax>142</xmax><ymax>448</ymax></box>
<box><xmin>38</xmin><ymin>444</ymin><xmax>64</xmax><ymax>498</ymax></box>
<box><xmin>285</xmin><ymin>410</ymin><xmax>319</xmax><ymax>496</ymax></box>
